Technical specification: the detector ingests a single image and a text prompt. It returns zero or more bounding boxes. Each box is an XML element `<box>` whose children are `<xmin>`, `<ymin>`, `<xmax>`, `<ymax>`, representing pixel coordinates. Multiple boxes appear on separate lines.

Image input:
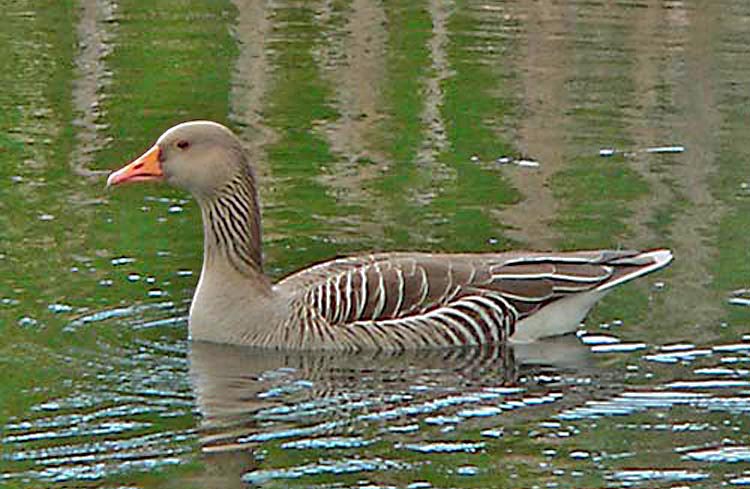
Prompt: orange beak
<box><xmin>106</xmin><ymin>145</ymin><xmax>164</xmax><ymax>187</ymax></box>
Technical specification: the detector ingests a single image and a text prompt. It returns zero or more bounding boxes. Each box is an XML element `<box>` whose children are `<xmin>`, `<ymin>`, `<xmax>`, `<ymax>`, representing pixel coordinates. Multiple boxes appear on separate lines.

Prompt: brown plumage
<box><xmin>107</xmin><ymin>121</ymin><xmax>672</xmax><ymax>351</ymax></box>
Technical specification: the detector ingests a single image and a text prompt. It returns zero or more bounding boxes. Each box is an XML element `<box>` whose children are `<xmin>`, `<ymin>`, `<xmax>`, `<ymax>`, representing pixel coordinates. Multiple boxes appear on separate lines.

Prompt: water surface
<box><xmin>2</xmin><ymin>0</ymin><xmax>750</xmax><ymax>487</ymax></box>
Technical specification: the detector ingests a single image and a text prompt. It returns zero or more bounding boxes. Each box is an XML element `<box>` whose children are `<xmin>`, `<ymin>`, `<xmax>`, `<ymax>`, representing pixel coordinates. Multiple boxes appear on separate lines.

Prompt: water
<box><xmin>2</xmin><ymin>0</ymin><xmax>750</xmax><ymax>487</ymax></box>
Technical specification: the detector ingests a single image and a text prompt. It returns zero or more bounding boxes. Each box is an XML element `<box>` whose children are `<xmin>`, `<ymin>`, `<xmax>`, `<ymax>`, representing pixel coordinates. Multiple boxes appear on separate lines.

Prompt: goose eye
<box><xmin>176</xmin><ymin>140</ymin><xmax>190</xmax><ymax>150</ymax></box>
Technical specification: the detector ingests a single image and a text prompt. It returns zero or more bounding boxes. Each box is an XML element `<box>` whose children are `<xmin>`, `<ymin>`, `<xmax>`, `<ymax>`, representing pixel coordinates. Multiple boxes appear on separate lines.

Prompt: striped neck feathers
<box><xmin>199</xmin><ymin>166</ymin><xmax>265</xmax><ymax>279</ymax></box>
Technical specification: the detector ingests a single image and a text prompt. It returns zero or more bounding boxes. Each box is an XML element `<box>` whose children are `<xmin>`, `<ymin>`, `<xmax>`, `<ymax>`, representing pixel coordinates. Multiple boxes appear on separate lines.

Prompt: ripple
<box><xmin>557</xmin><ymin>389</ymin><xmax>750</xmax><ymax>420</ymax></box>
<box><xmin>242</xmin><ymin>458</ymin><xmax>409</xmax><ymax>484</ymax></box>
<box><xmin>644</xmin><ymin>348</ymin><xmax>713</xmax><ymax>364</ymax></box>
<box><xmin>590</xmin><ymin>343</ymin><xmax>647</xmax><ymax>353</ymax></box>
<box><xmin>2</xmin><ymin>420</ymin><xmax>152</xmax><ymax>444</ymax></box>
<box><xmin>6</xmin><ymin>403</ymin><xmax>167</xmax><ymax>434</ymax></box>
<box><xmin>5</xmin><ymin>431</ymin><xmax>192</xmax><ymax>464</ymax></box>
<box><xmin>666</xmin><ymin>380</ymin><xmax>750</xmax><ymax>389</ymax></box>
<box><xmin>695</xmin><ymin>367</ymin><xmax>749</xmax><ymax>376</ymax></box>
<box><xmin>133</xmin><ymin>315</ymin><xmax>188</xmax><ymax>329</ymax></box>
<box><xmin>713</xmin><ymin>343</ymin><xmax>750</xmax><ymax>353</ymax></box>
<box><xmin>238</xmin><ymin>421</ymin><xmax>345</xmax><ymax>443</ymax></box>
<box><xmin>683</xmin><ymin>446</ymin><xmax>750</xmax><ymax>463</ymax></box>
<box><xmin>579</xmin><ymin>334</ymin><xmax>621</xmax><ymax>345</ymax></box>
<box><xmin>399</xmin><ymin>441</ymin><xmax>485</xmax><ymax>453</ymax></box>
<box><xmin>254</xmin><ymin>392</ymin><xmax>410</xmax><ymax>422</ymax></box>
<box><xmin>47</xmin><ymin>303</ymin><xmax>73</xmax><ymax>313</ymax></box>
<box><xmin>456</xmin><ymin>465</ymin><xmax>479</xmax><ymax>476</ymax></box>
<box><xmin>388</xmin><ymin>424</ymin><xmax>420</xmax><ymax>434</ymax></box>
<box><xmin>611</xmin><ymin>469</ymin><xmax>710</xmax><ymax>482</ymax></box>
<box><xmin>457</xmin><ymin>406</ymin><xmax>503</xmax><ymax>418</ymax></box>
<box><xmin>258</xmin><ymin>379</ymin><xmax>314</xmax><ymax>398</ymax></box>
<box><xmin>407</xmin><ymin>482</ymin><xmax>432</xmax><ymax>489</ymax></box>
<box><xmin>661</xmin><ymin>343</ymin><xmax>696</xmax><ymax>351</ymax></box>
<box><xmin>480</xmin><ymin>428</ymin><xmax>504</xmax><ymax>438</ymax></box>
<box><xmin>425</xmin><ymin>415</ymin><xmax>462</xmax><ymax>425</ymax></box>
<box><xmin>13</xmin><ymin>455</ymin><xmax>185</xmax><ymax>483</ymax></box>
<box><xmin>357</xmin><ymin>391</ymin><xmax>502</xmax><ymax>422</ymax></box>
<box><xmin>64</xmin><ymin>301</ymin><xmax>176</xmax><ymax>330</ymax></box>
<box><xmin>280</xmin><ymin>436</ymin><xmax>374</xmax><ymax>450</ymax></box>
<box><xmin>1</xmin><ymin>339</ymin><xmax>194</xmax><ymax>483</ymax></box>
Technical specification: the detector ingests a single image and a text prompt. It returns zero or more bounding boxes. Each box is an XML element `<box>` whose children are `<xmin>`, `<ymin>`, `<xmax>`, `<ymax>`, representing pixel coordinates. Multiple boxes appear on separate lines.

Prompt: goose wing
<box><xmin>279</xmin><ymin>249</ymin><xmax>670</xmax><ymax>349</ymax></box>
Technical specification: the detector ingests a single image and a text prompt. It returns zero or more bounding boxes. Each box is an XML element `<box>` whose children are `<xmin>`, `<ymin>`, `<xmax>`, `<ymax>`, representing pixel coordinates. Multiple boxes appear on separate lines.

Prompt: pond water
<box><xmin>2</xmin><ymin>0</ymin><xmax>750</xmax><ymax>487</ymax></box>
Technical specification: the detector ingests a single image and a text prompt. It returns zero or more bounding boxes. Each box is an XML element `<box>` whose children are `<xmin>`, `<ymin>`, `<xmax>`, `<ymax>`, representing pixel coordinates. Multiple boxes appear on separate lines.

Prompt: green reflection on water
<box><xmin>0</xmin><ymin>0</ymin><xmax>78</xmax><ymax>426</ymax></box>
<box><xmin>715</xmin><ymin>78</ymin><xmax>750</xmax><ymax>327</ymax></box>
<box><xmin>261</xmin><ymin>3</ymin><xmax>355</xmax><ymax>275</ymax></box>
<box><xmin>430</xmin><ymin>0</ymin><xmax>520</xmax><ymax>250</ymax></box>
<box><xmin>374</xmin><ymin>0</ymin><xmax>520</xmax><ymax>251</ymax></box>
<box><xmin>552</xmin><ymin>9</ymin><xmax>648</xmax><ymax>249</ymax></box>
<box><xmin>374</xmin><ymin>0</ymin><xmax>434</xmax><ymax>247</ymax></box>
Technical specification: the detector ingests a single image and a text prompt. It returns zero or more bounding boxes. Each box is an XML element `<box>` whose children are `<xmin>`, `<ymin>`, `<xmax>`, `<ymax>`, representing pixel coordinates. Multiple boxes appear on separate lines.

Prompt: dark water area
<box><xmin>2</xmin><ymin>0</ymin><xmax>750</xmax><ymax>487</ymax></box>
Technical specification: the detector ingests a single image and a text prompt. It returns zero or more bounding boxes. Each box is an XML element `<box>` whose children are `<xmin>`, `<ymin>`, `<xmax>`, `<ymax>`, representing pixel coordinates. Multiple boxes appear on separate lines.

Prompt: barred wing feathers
<box><xmin>277</xmin><ymin>249</ymin><xmax>671</xmax><ymax>349</ymax></box>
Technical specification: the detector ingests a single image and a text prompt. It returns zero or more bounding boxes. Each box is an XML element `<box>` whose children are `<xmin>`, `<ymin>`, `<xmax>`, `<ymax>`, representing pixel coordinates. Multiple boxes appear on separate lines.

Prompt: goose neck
<box><xmin>198</xmin><ymin>172</ymin><xmax>267</xmax><ymax>285</ymax></box>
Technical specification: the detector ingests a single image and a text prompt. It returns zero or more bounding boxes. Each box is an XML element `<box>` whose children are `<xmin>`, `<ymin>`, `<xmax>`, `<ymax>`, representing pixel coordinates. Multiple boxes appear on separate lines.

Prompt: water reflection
<box><xmin>187</xmin><ymin>334</ymin><xmax>750</xmax><ymax>486</ymax></box>
<box><xmin>189</xmin><ymin>337</ymin><xmax>587</xmax><ymax>482</ymax></box>
<box><xmin>4</xmin><ymin>324</ymin><xmax>750</xmax><ymax>487</ymax></box>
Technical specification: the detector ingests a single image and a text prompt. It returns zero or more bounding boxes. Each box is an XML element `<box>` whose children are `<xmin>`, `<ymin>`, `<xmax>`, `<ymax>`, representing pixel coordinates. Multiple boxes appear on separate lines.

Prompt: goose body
<box><xmin>108</xmin><ymin>121</ymin><xmax>672</xmax><ymax>350</ymax></box>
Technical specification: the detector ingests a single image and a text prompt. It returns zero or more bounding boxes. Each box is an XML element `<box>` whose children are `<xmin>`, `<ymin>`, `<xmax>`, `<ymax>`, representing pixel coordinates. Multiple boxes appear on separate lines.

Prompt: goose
<box><xmin>107</xmin><ymin>120</ymin><xmax>672</xmax><ymax>350</ymax></box>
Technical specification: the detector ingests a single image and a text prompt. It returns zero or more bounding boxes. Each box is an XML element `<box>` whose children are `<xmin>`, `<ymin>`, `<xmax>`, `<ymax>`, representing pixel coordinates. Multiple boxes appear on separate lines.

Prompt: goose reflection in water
<box><xmin>187</xmin><ymin>335</ymin><xmax>590</xmax><ymax>479</ymax></box>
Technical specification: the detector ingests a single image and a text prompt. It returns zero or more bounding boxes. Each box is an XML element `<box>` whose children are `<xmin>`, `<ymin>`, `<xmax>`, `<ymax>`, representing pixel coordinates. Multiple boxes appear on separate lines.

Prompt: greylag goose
<box><xmin>107</xmin><ymin>121</ymin><xmax>672</xmax><ymax>350</ymax></box>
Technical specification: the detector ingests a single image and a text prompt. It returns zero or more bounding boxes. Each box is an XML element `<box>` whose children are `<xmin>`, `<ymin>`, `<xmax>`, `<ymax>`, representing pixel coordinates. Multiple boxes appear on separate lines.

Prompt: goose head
<box><xmin>107</xmin><ymin>120</ymin><xmax>250</xmax><ymax>199</ymax></box>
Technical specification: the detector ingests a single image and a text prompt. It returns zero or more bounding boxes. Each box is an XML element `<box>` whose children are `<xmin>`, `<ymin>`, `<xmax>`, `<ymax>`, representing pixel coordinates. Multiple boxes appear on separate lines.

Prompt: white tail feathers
<box><xmin>596</xmin><ymin>248</ymin><xmax>673</xmax><ymax>291</ymax></box>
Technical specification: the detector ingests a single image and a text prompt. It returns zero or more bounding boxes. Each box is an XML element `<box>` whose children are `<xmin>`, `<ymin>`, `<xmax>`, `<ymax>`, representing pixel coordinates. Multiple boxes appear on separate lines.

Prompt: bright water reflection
<box><xmin>4</xmin><ymin>329</ymin><xmax>750</xmax><ymax>487</ymax></box>
<box><xmin>3</xmin><ymin>0</ymin><xmax>750</xmax><ymax>487</ymax></box>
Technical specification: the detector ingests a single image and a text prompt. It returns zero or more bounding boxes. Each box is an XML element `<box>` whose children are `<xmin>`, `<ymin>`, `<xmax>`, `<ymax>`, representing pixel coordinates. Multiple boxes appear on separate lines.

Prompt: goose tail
<box><xmin>596</xmin><ymin>248</ymin><xmax>673</xmax><ymax>292</ymax></box>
